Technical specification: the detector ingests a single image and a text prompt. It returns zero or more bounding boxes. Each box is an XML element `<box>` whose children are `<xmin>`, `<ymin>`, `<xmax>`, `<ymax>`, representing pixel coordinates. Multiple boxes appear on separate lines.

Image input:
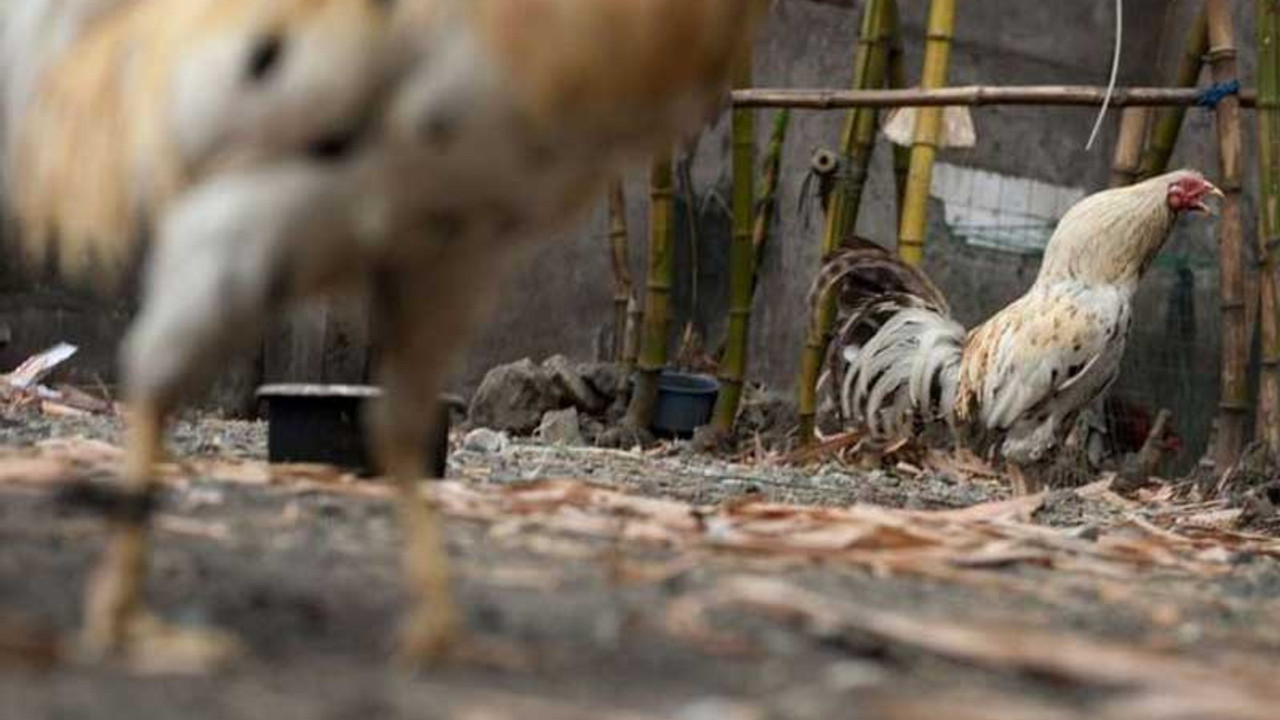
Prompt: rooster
<box><xmin>2</xmin><ymin>0</ymin><xmax>768</xmax><ymax>668</ymax></box>
<box><xmin>816</xmin><ymin>170</ymin><xmax>1220</xmax><ymax>495</ymax></box>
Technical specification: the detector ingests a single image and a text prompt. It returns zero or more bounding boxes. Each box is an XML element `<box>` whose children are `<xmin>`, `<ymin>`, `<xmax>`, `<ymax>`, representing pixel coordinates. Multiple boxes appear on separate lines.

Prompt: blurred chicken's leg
<box><xmin>80</xmin><ymin>402</ymin><xmax>243</xmax><ymax>672</ymax></box>
<box><xmin>80</xmin><ymin>403</ymin><xmax>161</xmax><ymax>657</ymax></box>
<box><xmin>382</xmin><ymin>429</ymin><xmax>459</xmax><ymax>665</ymax></box>
<box><xmin>368</xmin><ymin>311</ymin><xmax>461</xmax><ymax>665</ymax></box>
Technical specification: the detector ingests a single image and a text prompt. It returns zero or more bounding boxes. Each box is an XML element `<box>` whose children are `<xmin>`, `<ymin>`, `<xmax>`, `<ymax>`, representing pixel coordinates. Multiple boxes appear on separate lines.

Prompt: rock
<box><xmin>578</xmin><ymin>362</ymin><xmax>629</xmax><ymax>401</ymax></box>
<box><xmin>462</xmin><ymin>428</ymin><xmax>510</xmax><ymax>454</ymax></box>
<box><xmin>468</xmin><ymin>358</ymin><xmax>564</xmax><ymax>433</ymax></box>
<box><xmin>596</xmin><ymin>421</ymin><xmax>656</xmax><ymax>450</ymax></box>
<box><xmin>538</xmin><ymin>407</ymin><xmax>584</xmax><ymax>446</ymax></box>
<box><xmin>691</xmin><ymin>424</ymin><xmax>732</xmax><ymax>453</ymax></box>
<box><xmin>543</xmin><ymin>355</ymin><xmax>606</xmax><ymax>413</ymax></box>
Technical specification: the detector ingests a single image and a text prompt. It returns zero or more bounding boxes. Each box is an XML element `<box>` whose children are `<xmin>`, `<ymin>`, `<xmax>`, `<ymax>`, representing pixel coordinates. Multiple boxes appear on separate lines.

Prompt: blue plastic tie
<box><xmin>1195</xmin><ymin>79</ymin><xmax>1240</xmax><ymax>108</ymax></box>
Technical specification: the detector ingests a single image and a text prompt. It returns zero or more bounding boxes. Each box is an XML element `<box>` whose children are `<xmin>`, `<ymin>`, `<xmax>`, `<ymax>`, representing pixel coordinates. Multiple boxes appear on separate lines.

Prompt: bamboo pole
<box><xmin>708</xmin><ymin>111</ymin><xmax>790</xmax><ymax>437</ymax></box>
<box><xmin>707</xmin><ymin>48</ymin><xmax>758</xmax><ymax>436</ymax></box>
<box><xmin>1137</xmin><ymin>11</ymin><xmax>1209</xmax><ymax>181</ymax></box>
<box><xmin>731</xmin><ymin>85</ymin><xmax>1257</xmax><ymax>109</ymax></box>
<box><xmin>885</xmin><ymin>0</ymin><xmax>911</xmax><ymax>216</ymax></box>
<box><xmin>606</xmin><ymin>181</ymin><xmax>635</xmax><ymax>364</ymax></box>
<box><xmin>1109</xmin><ymin>107</ymin><xmax>1150</xmax><ymax>188</ymax></box>
<box><xmin>1256</xmin><ymin>0</ymin><xmax>1280</xmax><ymax>452</ymax></box>
<box><xmin>625</xmin><ymin>154</ymin><xmax>675</xmax><ymax>430</ymax></box>
<box><xmin>752</xmin><ymin>111</ymin><xmax>791</xmax><ymax>295</ymax></box>
<box><xmin>796</xmin><ymin>0</ymin><xmax>893</xmax><ymax>445</ymax></box>
<box><xmin>898</xmin><ymin>0</ymin><xmax>957</xmax><ymax>267</ymax></box>
<box><xmin>1206</xmin><ymin>0</ymin><xmax>1248</xmax><ymax>469</ymax></box>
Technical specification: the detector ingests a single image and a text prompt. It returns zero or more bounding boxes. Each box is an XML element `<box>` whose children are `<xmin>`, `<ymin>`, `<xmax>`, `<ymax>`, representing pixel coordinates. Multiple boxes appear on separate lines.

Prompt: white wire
<box><xmin>1085</xmin><ymin>0</ymin><xmax>1123</xmax><ymax>150</ymax></box>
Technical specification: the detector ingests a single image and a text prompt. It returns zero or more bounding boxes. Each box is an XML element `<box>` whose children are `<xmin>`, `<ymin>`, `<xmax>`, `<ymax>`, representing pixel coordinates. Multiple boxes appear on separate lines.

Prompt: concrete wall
<box><xmin>0</xmin><ymin>0</ymin><xmax>1258</xmax><ymax>457</ymax></box>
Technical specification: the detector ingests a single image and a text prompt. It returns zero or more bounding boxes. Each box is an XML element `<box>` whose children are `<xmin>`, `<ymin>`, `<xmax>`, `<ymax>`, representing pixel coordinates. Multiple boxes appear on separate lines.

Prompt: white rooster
<box><xmin>816</xmin><ymin>170</ymin><xmax>1220</xmax><ymax>494</ymax></box>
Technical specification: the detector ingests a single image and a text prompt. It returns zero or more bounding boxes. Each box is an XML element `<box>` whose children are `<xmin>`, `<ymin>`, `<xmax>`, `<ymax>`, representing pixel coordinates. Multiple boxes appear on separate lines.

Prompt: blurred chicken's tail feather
<box><xmin>2</xmin><ymin>0</ymin><xmax>147</xmax><ymax>281</ymax></box>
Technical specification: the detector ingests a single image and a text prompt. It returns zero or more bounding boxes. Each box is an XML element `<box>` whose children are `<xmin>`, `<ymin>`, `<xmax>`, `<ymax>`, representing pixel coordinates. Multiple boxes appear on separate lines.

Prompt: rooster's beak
<box><xmin>1194</xmin><ymin>184</ymin><xmax>1225</xmax><ymax>215</ymax></box>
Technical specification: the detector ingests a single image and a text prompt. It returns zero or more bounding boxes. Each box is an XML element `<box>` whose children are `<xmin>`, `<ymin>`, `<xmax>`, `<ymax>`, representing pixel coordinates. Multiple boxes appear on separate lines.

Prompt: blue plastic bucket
<box><xmin>651</xmin><ymin>371</ymin><xmax>720</xmax><ymax>438</ymax></box>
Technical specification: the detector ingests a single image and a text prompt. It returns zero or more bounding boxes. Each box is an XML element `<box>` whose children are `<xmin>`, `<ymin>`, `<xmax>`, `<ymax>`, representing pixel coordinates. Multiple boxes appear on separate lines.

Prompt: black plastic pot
<box><xmin>256</xmin><ymin>384</ymin><xmax>453</xmax><ymax>478</ymax></box>
<box><xmin>651</xmin><ymin>371</ymin><xmax>719</xmax><ymax>438</ymax></box>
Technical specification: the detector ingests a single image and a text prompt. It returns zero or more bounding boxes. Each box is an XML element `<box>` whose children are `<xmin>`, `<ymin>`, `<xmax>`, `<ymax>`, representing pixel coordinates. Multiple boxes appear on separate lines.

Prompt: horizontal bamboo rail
<box><xmin>732</xmin><ymin>85</ymin><xmax>1257</xmax><ymax>110</ymax></box>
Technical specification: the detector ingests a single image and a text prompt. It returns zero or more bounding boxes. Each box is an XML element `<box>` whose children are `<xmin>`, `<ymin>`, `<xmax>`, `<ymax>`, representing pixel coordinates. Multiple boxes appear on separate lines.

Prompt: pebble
<box><xmin>463</xmin><ymin>428</ymin><xmax>510</xmax><ymax>454</ymax></box>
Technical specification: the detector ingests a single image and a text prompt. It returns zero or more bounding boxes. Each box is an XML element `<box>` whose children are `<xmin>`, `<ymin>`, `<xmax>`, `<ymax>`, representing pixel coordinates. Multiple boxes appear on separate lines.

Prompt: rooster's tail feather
<box><xmin>813</xmin><ymin>238</ymin><xmax>964</xmax><ymax>438</ymax></box>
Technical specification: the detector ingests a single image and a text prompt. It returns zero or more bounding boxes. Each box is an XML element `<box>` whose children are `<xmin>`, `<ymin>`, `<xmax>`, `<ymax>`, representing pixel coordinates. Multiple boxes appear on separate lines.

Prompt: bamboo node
<box><xmin>1204</xmin><ymin>47</ymin><xmax>1238</xmax><ymax>63</ymax></box>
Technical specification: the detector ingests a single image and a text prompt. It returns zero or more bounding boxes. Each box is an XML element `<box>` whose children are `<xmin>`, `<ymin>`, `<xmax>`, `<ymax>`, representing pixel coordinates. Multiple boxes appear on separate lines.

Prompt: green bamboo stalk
<box><xmin>885</xmin><ymin>0</ymin><xmax>911</xmax><ymax>216</ymax></box>
<box><xmin>709</xmin><ymin>109</ymin><xmax>790</xmax><ymax>435</ymax></box>
<box><xmin>796</xmin><ymin>0</ymin><xmax>893</xmax><ymax>445</ymax></box>
<box><xmin>625</xmin><ymin>154</ymin><xmax>675</xmax><ymax>430</ymax></box>
<box><xmin>1256</xmin><ymin>0</ymin><xmax>1280</xmax><ymax>451</ymax></box>
<box><xmin>607</xmin><ymin>180</ymin><xmax>635</xmax><ymax>364</ymax></box>
<box><xmin>1136</xmin><ymin>10</ymin><xmax>1209</xmax><ymax>181</ymax></box>
<box><xmin>706</xmin><ymin>48</ymin><xmax>757</xmax><ymax>435</ymax></box>
<box><xmin>898</xmin><ymin>0</ymin><xmax>957</xmax><ymax>268</ymax></box>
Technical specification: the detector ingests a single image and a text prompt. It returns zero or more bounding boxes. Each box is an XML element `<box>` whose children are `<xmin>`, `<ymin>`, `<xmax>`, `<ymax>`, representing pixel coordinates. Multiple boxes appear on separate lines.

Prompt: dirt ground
<box><xmin>1</xmin><ymin>408</ymin><xmax>1279</xmax><ymax>720</ymax></box>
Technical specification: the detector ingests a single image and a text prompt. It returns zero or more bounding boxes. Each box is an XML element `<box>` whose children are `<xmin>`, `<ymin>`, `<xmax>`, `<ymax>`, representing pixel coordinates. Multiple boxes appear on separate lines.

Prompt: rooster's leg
<box><xmin>79</xmin><ymin>396</ymin><xmax>245</xmax><ymax>672</ymax></box>
<box><xmin>365</xmin><ymin>247</ymin><xmax>514</xmax><ymax>666</ymax></box>
<box><xmin>75</xmin><ymin>170</ymin><xmax>334</xmax><ymax>670</ymax></box>
<box><xmin>369</xmin><ymin>390</ymin><xmax>459</xmax><ymax>665</ymax></box>
<box><xmin>80</xmin><ymin>401</ymin><xmax>161</xmax><ymax>657</ymax></box>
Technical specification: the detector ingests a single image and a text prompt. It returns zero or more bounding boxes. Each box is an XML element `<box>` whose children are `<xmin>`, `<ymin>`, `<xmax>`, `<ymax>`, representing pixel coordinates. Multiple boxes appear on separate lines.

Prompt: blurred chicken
<box><xmin>816</xmin><ymin>170</ymin><xmax>1219</xmax><ymax>495</ymax></box>
<box><xmin>2</xmin><ymin>0</ymin><xmax>768</xmax><ymax>668</ymax></box>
